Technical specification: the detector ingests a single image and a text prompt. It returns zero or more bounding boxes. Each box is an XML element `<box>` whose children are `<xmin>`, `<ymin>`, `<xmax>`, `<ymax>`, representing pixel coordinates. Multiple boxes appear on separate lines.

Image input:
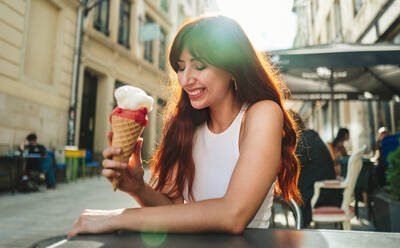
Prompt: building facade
<box><xmin>0</xmin><ymin>0</ymin><xmax>79</xmax><ymax>153</ymax></box>
<box><xmin>77</xmin><ymin>0</ymin><xmax>214</xmax><ymax>160</ymax></box>
<box><xmin>292</xmin><ymin>0</ymin><xmax>400</xmax><ymax>150</ymax></box>
<box><xmin>0</xmin><ymin>0</ymin><xmax>216</xmax><ymax>159</ymax></box>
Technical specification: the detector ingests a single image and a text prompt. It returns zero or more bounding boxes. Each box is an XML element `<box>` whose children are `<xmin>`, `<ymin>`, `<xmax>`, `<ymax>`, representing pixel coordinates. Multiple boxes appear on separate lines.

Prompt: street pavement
<box><xmin>0</xmin><ymin>169</ymin><xmax>374</xmax><ymax>248</ymax></box>
<box><xmin>0</xmin><ymin>171</ymin><xmax>150</xmax><ymax>248</ymax></box>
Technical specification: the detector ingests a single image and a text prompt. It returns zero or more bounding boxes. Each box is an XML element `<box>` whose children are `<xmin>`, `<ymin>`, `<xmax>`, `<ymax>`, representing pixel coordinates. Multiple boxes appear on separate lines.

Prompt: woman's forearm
<box><xmin>129</xmin><ymin>183</ymin><xmax>176</xmax><ymax>207</ymax></box>
<box><xmin>113</xmin><ymin>197</ymin><xmax>246</xmax><ymax>234</ymax></box>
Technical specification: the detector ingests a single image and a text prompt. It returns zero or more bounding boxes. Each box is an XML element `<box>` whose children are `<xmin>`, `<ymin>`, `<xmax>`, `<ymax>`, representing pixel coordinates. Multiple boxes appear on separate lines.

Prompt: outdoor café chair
<box><xmin>310</xmin><ymin>145</ymin><xmax>367</xmax><ymax>230</ymax></box>
<box><xmin>270</xmin><ymin>197</ymin><xmax>303</xmax><ymax>230</ymax></box>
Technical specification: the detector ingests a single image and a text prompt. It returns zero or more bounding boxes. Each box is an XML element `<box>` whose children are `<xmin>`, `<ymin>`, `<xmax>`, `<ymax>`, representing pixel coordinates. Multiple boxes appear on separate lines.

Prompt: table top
<box><xmin>34</xmin><ymin>228</ymin><xmax>400</xmax><ymax>248</ymax></box>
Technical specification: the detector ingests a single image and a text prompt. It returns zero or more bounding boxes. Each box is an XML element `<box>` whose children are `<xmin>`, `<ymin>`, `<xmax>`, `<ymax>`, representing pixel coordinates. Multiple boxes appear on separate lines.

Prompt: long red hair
<box><xmin>150</xmin><ymin>15</ymin><xmax>301</xmax><ymax>204</ymax></box>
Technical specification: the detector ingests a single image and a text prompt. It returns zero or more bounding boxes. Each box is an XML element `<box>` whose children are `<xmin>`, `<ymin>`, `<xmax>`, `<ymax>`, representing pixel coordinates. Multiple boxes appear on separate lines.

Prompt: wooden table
<box><xmin>31</xmin><ymin>228</ymin><xmax>400</xmax><ymax>248</ymax></box>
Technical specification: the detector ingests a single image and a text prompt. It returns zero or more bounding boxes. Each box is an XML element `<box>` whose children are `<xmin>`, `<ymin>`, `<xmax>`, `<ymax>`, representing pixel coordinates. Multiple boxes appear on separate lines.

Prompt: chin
<box><xmin>190</xmin><ymin>104</ymin><xmax>206</xmax><ymax>110</ymax></box>
<box><xmin>190</xmin><ymin>101</ymin><xmax>207</xmax><ymax>110</ymax></box>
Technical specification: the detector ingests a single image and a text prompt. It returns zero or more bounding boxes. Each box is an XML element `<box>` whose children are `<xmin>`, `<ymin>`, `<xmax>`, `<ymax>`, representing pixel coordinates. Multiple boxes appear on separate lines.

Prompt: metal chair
<box><xmin>271</xmin><ymin>197</ymin><xmax>303</xmax><ymax>230</ymax></box>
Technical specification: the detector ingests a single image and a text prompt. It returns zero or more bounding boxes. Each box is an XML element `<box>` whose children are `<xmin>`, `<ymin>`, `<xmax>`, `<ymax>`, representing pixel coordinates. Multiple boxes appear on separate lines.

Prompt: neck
<box><xmin>208</xmin><ymin>98</ymin><xmax>242</xmax><ymax>134</ymax></box>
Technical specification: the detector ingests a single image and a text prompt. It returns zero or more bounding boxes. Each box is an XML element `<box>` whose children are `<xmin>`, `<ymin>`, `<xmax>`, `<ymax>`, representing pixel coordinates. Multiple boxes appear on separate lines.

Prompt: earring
<box><xmin>233</xmin><ymin>79</ymin><xmax>238</xmax><ymax>91</ymax></box>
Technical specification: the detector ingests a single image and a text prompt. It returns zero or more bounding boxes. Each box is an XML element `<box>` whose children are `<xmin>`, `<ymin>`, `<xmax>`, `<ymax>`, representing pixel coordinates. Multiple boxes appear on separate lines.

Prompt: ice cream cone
<box><xmin>111</xmin><ymin>115</ymin><xmax>145</xmax><ymax>191</ymax></box>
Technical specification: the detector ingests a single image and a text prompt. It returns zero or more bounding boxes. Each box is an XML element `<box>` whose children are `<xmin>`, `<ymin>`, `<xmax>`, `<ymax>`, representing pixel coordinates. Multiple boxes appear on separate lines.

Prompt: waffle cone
<box><xmin>111</xmin><ymin>115</ymin><xmax>145</xmax><ymax>191</ymax></box>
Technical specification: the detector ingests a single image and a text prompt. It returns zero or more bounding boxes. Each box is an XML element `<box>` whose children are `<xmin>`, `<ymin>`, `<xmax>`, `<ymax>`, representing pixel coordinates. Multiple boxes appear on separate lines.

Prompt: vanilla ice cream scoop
<box><xmin>115</xmin><ymin>86</ymin><xmax>153</xmax><ymax>112</ymax></box>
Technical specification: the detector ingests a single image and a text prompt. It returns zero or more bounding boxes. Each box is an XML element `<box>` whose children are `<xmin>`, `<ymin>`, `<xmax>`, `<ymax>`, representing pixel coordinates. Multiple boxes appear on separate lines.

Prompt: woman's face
<box><xmin>177</xmin><ymin>48</ymin><xmax>234</xmax><ymax>110</ymax></box>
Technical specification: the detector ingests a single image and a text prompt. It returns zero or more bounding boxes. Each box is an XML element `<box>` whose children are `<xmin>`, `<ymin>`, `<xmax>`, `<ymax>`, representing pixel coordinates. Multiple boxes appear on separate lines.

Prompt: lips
<box><xmin>186</xmin><ymin>88</ymin><xmax>205</xmax><ymax>100</ymax></box>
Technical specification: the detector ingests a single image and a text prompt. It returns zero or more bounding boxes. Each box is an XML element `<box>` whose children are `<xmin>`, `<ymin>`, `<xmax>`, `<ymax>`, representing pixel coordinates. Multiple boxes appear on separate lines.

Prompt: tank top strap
<box><xmin>235</xmin><ymin>103</ymin><xmax>249</xmax><ymax>128</ymax></box>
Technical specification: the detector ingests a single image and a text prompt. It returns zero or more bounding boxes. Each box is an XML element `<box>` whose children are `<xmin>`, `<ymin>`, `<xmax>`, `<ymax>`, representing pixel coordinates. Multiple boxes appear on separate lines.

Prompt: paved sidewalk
<box><xmin>0</xmin><ymin>171</ymin><xmax>151</xmax><ymax>248</ymax></box>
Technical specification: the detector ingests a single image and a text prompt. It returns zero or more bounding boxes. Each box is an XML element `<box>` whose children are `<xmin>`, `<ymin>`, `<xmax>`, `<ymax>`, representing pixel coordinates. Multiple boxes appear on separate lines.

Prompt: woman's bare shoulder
<box><xmin>245</xmin><ymin>100</ymin><xmax>283</xmax><ymax>124</ymax></box>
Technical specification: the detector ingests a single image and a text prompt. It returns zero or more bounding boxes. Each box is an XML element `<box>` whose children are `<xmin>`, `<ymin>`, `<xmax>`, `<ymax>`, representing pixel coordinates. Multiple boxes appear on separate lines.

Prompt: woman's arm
<box><xmin>102</xmin><ymin>133</ymin><xmax>184</xmax><ymax>207</ymax></box>
<box><xmin>69</xmin><ymin>100</ymin><xmax>282</xmax><ymax>236</ymax></box>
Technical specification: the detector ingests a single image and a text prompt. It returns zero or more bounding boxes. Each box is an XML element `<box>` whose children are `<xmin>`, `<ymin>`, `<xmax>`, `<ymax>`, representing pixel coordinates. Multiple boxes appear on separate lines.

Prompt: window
<box><xmin>93</xmin><ymin>0</ymin><xmax>110</xmax><ymax>35</ymax></box>
<box><xmin>118</xmin><ymin>0</ymin><xmax>131</xmax><ymax>48</ymax></box>
<box><xmin>144</xmin><ymin>15</ymin><xmax>154</xmax><ymax>63</ymax></box>
<box><xmin>158</xmin><ymin>29</ymin><xmax>166</xmax><ymax>70</ymax></box>
<box><xmin>161</xmin><ymin>0</ymin><xmax>168</xmax><ymax>13</ymax></box>
<box><xmin>353</xmin><ymin>0</ymin><xmax>363</xmax><ymax>16</ymax></box>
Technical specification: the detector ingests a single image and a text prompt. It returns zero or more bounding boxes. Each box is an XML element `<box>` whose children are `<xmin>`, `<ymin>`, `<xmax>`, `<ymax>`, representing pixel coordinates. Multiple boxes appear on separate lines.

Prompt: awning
<box><xmin>269</xmin><ymin>43</ymin><xmax>400</xmax><ymax>100</ymax></box>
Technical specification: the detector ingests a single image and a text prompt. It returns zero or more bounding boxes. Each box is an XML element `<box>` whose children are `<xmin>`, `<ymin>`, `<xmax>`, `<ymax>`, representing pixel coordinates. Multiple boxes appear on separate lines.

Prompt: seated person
<box><xmin>20</xmin><ymin>133</ymin><xmax>56</xmax><ymax>189</ymax></box>
<box><xmin>291</xmin><ymin>112</ymin><xmax>342</xmax><ymax>227</ymax></box>
<box><xmin>328</xmin><ymin>128</ymin><xmax>350</xmax><ymax>178</ymax></box>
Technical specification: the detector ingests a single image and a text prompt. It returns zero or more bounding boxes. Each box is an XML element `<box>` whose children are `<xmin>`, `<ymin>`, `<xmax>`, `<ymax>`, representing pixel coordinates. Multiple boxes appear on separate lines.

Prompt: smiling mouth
<box><xmin>187</xmin><ymin>88</ymin><xmax>205</xmax><ymax>97</ymax></box>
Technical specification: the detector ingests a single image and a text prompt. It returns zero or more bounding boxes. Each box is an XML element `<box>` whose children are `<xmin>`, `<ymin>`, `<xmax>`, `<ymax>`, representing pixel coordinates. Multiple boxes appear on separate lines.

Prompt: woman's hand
<box><xmin>68</xmin><ymin>208</ymin><xmax>124</xmax><ymax>238</ymax></box>
<box><xmin>102</xmin><ymin>131</ymin><xmax>145</xmax><ymax>195</ymax></box>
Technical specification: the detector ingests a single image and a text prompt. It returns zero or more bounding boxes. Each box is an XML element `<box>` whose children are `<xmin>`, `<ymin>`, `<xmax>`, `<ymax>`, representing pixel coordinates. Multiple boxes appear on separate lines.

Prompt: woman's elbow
<box><xmin>227</xmin><ymin>222</ymin><xmax>246</xmax><ymax>235</ymax></box>
<box><xmin>222</xmin><ymin>206</ymin><xmax>249</xmax><ymax>234</ymax></box>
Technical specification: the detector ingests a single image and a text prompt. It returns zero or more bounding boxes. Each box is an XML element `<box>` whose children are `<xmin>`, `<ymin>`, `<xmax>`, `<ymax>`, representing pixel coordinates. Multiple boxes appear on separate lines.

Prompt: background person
<box><xmin>291</xmin><ymin>111</ymin><xmax>341</xmax><ymax>227</ymax></box>
<box><xmin>20</xmin><ymin>133</ymin><xmax>56</xmax><ymax>189</ymax></box>
<box><xmin>328</xmin><ymin>128</ymin><xmax>350</xmax><ymax>178</ymax></box>
<box><xmin>69</xmin><ymin>15</ymin><xmax>301</xmax><ymax>237</ymax></box>
<box><xmin>371</xmin><ymin>127</ymin><xmax>390</xmax><ymax>188</ymax></box>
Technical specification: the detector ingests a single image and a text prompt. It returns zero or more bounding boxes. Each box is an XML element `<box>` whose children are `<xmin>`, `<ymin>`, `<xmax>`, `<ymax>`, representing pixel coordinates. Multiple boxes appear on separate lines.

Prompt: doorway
<box><xmin>79</xmin><ymin>71</ymin><xmax>98</xmax><ymax>152</ymax></box>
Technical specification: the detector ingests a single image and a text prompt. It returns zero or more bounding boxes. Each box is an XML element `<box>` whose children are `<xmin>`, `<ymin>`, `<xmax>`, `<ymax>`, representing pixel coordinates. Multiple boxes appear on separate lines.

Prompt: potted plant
<box><xmin>373</xmin><ymin>136</ymin><xmax>400</xmax><ymax>232</ymax></box>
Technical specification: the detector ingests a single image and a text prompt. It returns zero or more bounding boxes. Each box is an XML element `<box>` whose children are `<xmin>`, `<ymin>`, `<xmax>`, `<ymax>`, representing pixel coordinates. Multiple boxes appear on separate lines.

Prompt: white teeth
<box><xmin>188</xmin><ymin>89</ymin><xmax>202</xmax><ymax>96</ymax></box>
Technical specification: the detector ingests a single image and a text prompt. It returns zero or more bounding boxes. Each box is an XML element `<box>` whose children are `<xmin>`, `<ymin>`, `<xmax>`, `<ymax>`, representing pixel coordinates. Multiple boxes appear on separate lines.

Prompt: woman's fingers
<box><xmin>102</xmin><ymin>147</ymin><xmax>122</xmax><ymax>159</ymax></box>
<box><xmin>102</xmin><ymin>158</ymin><xmax>127</xmax><ymax>170</ymax></box>
<box><xmin>134</xmin><ymin>138</ymin><xmax>143</xmax><ymax>159</ymax></box>
<box><xmin>68</xmin><ymin>209</ymin><xmax>123</xmax><ymax>238</ymax></box>
<box><xmin>101</xmin><ymin>168</ymin><xmax>120</xmax><ymax>180</ymax></box>
<box><xmin>107</xmin><ymin>131</ymin><xmax>113</xmax><ymax>147</ymax></box>
<box><xmin>67</xmin><ymin>227</ymin><xmax>77</xmax><ymax>238</ymax></box>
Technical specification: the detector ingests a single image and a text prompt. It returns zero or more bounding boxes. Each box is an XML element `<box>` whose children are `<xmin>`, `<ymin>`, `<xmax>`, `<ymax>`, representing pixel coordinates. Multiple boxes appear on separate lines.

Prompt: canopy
<box><xmin>269</xmin><ymin>43</ymin><xmax>400</xmax><ymax>100</ymax></box>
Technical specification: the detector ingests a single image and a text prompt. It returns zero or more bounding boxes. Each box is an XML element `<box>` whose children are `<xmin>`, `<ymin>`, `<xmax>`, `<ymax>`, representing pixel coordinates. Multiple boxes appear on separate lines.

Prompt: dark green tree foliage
<box><xmin>387</xmin><ymin>137</ymin><xmax>400</xmax><ymax>201</ymax></box>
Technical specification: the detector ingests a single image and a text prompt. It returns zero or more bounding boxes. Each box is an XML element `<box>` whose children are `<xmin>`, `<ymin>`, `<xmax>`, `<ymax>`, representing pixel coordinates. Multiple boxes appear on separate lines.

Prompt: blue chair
<box><xmin>382</xmin><ymin>133</ymin><xmax>400</xmax><ymax>166</ymax></box>
<box><xmin>85</xmin><ymin>150</ymin><xmax>100</xmax><ymax>177</ymax></box>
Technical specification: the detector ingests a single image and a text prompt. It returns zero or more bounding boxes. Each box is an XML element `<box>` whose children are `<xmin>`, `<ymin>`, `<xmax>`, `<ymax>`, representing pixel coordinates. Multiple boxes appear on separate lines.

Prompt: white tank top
<box><xmin>184</xmin><ymin>104</ymin><xmax>276</xmax><ymax>228</ymax></box>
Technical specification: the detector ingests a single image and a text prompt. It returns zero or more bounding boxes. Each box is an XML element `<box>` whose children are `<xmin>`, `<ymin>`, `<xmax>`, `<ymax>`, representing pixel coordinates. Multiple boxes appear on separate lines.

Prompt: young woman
<box><xmin>68</xmin><ymin>15</ymin><xmax>301</xmax><ymax>237</ymax></box>
<box><xmin>328</xmin><ymin>128</ymin><xmax>350</xmax><ymax>177</ymax></box>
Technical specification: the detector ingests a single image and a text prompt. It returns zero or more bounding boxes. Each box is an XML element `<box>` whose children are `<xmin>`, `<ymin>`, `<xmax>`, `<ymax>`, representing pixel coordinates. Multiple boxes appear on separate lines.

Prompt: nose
<box><xmin>179</xmin><ymin>67</ymin><xmax>195</xmax><ymax>87</ymax></box>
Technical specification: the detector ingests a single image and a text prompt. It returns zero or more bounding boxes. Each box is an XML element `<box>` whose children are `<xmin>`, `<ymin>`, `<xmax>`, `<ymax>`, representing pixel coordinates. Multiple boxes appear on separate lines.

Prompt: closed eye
<box><xmin>176</xmin><ymin>59</ymin><xmax>207</xmax><ymax>71</ymax></box>
<box><xmin>195</xmin><ymin>64</ymin><xmax>207</xmax><ymax>70</ymax></box>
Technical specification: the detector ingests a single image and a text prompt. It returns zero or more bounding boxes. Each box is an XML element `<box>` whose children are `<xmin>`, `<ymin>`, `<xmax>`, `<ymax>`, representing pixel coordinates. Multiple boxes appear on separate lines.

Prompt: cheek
<box><xmin>214</xmin><ymin>78</ymin><xmax>232</xmax><ymax>93</ymax></box>
<box><xmin>201</xmin><ymin>72</ymin><xmax>230</xmax><ymax>89</ymax></box>
<box><xmin>177</xmin><ymin>73</ymin><xmax>184</xmax><ymax>85</ymax></box>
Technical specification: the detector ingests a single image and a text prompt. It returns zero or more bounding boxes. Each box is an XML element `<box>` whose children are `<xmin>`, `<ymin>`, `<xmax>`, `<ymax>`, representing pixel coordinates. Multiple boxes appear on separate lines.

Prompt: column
<box><xmin>109</xmin><ymin>0</ymin><xmax>121</xmax><ymax>43</ymax></box>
